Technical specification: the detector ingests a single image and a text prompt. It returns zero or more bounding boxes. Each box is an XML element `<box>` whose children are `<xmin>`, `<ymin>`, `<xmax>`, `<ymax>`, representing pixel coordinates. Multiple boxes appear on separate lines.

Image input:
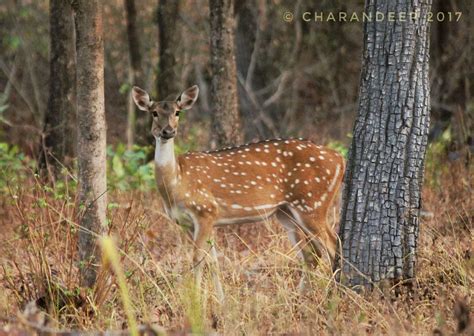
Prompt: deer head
<box><xmin>132</xmin><ymin>85</ymin><xmax>199</xmax><ymax>141</ymax></box>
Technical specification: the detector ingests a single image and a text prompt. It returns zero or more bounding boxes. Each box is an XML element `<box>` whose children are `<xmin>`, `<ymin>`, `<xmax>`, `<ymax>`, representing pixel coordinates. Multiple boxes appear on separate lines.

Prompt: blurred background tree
<box><xmin>209</xmin><ymin>0</ymin><xmax>243</xmax><ymax>147</ymax></box>
<box><xmin>157</xmin><ymin>0</ymin><xmax>181</xmax><ymax>101</ymax></box>
<box><xmin>124</xmin><ymin>0</ymin><xmax>144</xmax><ymax>148</ymax></box>
<box><xmin>37</xmin><ymin>0</ymin><xmax>75</xmax><ymax>179</ymax></box>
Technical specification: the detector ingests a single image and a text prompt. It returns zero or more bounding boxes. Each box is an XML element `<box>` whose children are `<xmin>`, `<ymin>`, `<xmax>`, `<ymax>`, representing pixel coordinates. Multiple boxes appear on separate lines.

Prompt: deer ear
<box><xmin>132</xmin><ymin>86</ymin><xmax>152</xmax><ymax>111</ymax></box>
<box><xmin>176</xmin><ymin>85</ymin><xmax>199</xmax><ymax>110</ymax></box>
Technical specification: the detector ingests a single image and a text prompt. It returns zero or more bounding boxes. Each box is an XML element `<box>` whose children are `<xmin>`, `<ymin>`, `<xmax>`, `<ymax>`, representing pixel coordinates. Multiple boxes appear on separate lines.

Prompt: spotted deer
<box><xmin>132</xmin><ymin>85</ymin><xmax>345</xmax><ymax>301</ymax></box>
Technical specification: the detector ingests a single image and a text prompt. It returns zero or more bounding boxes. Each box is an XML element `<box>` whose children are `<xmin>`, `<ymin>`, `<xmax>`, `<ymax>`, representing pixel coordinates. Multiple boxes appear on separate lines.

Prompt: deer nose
<box><xmin>160</xmin><ymin>126</ymin><xmax>176</xmax><ymax>139</ymax></box>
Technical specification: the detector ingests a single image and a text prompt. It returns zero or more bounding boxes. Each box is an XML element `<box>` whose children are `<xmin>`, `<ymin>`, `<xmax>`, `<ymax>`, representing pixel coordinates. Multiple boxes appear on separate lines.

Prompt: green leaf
<box><xmin>112</xmin><ymin>155</ymin><xmax>125</xmax><ymax>179</ymax></box>
<box><xmin>108</xmin><ymin>202</ymin><xmax>119</xmax><ymax>210</ymax></box>
<box><xmin>5</xmin><ymin>35</ymin><xmax>21</xmax><ymax>51</ymax></box>
<box><xmin>37</xmin><ymin>198</ymin><xmax>47</xmax><ymax>208</ymax></box>
<box><xmin>327</xmin><ymin>140</ymin><xmax>348</xmax><ymax>158</ymax></box>
<box><xmin>119</xmin><ymin>83</ymin><xmax>132</xmax><ymax>94</ymax></box>
<box><xmin>441</xmin><ymin>127</ymin><xmax>451</xmax><ymax>142</ymax></box>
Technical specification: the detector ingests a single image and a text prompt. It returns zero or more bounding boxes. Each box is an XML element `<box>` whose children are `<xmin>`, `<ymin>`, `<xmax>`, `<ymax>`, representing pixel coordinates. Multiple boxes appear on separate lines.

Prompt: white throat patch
<box><xmin>155</xmin><ymin>138</ymin><xmax>176</xmax><ymax>167</ymax></box>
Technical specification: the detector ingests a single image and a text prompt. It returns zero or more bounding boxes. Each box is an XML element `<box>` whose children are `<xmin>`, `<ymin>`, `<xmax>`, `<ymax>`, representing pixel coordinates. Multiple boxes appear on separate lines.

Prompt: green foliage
<box><xmin>327</xmin><ymin>140</ymin><xmax>348</xmax><ymax>158</ymax></box>
<box><xmin>1</xmin><ymin>3</ymin><xmax>49</xmax><ymax>57</ymax></box>
<box><xmin>119</xmin><ymin>83</ymin><xmax>132</xmax><ymax>95</ymax></box>
<box><xmin>43</xmin><ymin>177</ymin><xmax>77</xmax><ymax>202</ymax></box>
<box><xmin>2</xmin><ymin>35</ymin><xmax>21</xmax><ymax>53</ymax></box>
<box><xmin>425</xmin><ymin>127</ymin><xmax>452</xmax><ymax>187</ymax></box>
<box><xmin>0</xmin><ymin>142</ymin><xmax>32</xmax><ymax>196</ymax></box>
<box><xmin>0</xmin><ymin>141</ymin><xmax>192</xmax><ymax>194</ymax></box>
<box><xmin>106</xmin><ymin>127</ymin><xmax>200</xmax><ymax>190</ymax></box>
<box><xmin>106</xmin><ymin>133</ymin><xmax>199</xmax><ymax>191</ymax></box>
<box><xmin>107</xmin><ymin>144</ymin><xmax>155</xmax><ymax>191</ymax></box>
<box><xmin>174</xmin><ymin>126</ymin><xmax>199</xmax><ymax>155</ymax></box>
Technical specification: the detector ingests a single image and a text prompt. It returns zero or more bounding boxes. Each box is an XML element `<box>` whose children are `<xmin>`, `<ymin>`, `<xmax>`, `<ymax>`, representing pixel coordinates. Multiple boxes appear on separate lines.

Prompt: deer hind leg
<box><xmin>288</xmin><ymin>207</ymin><xmax>337</xmax><ymax>267</ymax></box>
<box><xmin>276</xmin><ymin>206</ymin><xmax>312</xmax><ymax>291</ymax></box>
<box><xmin>276</xmin><ymin>207</ymin><xmax>305</xmax><ymax>261</ymax></box>
<box><xmin>192</xmin><ymin>216</ymin><xmax>224</xmax><ymax>303</ymax></box>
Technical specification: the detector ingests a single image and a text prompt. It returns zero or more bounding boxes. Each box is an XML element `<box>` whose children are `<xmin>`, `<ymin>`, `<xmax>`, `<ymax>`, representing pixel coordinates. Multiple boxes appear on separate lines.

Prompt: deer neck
<box><xmin>154</xmin><ymin>137</ymin><xmax>179</xmax><ymax>192</ymax></box>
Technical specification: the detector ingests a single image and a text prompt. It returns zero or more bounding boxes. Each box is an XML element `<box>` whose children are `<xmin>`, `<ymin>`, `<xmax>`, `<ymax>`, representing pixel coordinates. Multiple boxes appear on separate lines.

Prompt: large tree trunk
<box><xmin>337</xmin><ymin>0</ymin><xmax>431</xmax><ymax>288</ymax></box>
<box><xmin>157</xmin><ymin>0</ymin><xmax>181</xmax><ymax>100</ymax></box>
<box><xmin>73</xmin><ymin>0</ymin><xmax>107</xmax><ymax>288</ymax></box>
<box><xmin>38</xmin><ymin>0</ymin><xmax>76</xmax><ymax>178</ymax></box>
<box><xmin>209</xmin><ymin>0</ymin><xmax>243</xmax><ymax>147</ymax></box>
<box><xmin>124</xmin><ymin>0</ymin><xmax>144</xmax><ymax>148</ymax></box>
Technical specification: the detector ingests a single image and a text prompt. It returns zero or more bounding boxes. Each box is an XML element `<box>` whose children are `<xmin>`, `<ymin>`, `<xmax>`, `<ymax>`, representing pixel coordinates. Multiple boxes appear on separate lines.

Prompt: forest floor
<box><xmin>0</xmin><ymin>154</ymin><xmax>472</xmax><ymax>335</ymax></box>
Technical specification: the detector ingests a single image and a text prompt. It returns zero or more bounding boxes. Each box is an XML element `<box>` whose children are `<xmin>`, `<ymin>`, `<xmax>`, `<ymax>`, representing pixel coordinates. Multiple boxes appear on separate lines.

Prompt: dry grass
<box><xmin>0</xmin><ymin>161</ymin><xmax>472</xmax><ymax>335</ymax></box>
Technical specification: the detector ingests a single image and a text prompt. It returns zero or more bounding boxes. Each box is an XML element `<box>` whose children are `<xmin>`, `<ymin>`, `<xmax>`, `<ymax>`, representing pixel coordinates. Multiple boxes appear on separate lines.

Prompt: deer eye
<box><xmin>175</xmin><ymin>111</ymin><xmax>181</xmax><ymax>117</ymax></box>
<box><xmin>152</xmin><ymin>111</ymin><xmax>158</xmax><ymax>118</ymax></box>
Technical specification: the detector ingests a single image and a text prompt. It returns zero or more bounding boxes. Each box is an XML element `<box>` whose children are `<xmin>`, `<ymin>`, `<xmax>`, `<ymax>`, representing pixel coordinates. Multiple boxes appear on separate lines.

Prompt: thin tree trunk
<box><xmin>157</xmin><ymin>0</ymin><xmax>181</xmax><ymax>100</ymax></box>
<box><xmin>38</xmin><ymin>0</ymin><xmax>76</xmax><ymax>178</ymax></box>
<box><xmin>124</xmin><ymin>0</ymin><xmax>143</xmax><ymax>149</ymax></box>
<box><xmin>235</xmin><ymin>0</ymin><xmax>269</xmax><ymax>141</ymax></box>
<box><xmin>235</xmin><ymin>0</ymin><xmax>257</xmax><ymax>140</ymax></box>
<box><xmin>209</xmin><ymin>0</ymin><xmax>243</xmax><ymax>147</ymax></box>
<box><xmin>72</xmin><ymin>0</ymin><xmax>107</xmax><ymax>289</ymax></box>
<box><xmin>337</xmin><ymin>0</ymin><xmax>432</xmax><ymax>288</ymax></box>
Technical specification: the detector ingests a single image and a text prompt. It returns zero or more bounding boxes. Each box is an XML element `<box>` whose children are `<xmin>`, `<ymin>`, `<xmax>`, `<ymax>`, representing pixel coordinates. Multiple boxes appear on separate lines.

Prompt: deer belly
<box><xmin>215</xmin><ymin>204</ymin><xmax>280</xmax><ymax>226</ymax></box>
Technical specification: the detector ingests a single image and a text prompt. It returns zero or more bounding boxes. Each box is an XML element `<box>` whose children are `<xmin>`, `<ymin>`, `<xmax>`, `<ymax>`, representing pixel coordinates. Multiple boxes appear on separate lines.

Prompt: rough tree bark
<box><xmin>72</xmin><ymin>0</ymin><xmax>107</xmax><ymax>288</ymax></box>
<box><xmin>124</xmin><ymin>0</ymin><xmax>144</xmax><ymax>148</ymax></box>
<box><xmin>337</xmin><ymin>0</ymin><xmax>432</xmax><ymax>288</ymax></box>
<box><xmin>210</xmin><ymin>0</ymin><xmax>243</xmax><ymax>147</ymax></box>
<box><xmin>38</xmin><ymin>0</ymin><xmax>76</xmax><ymax>178</ymax></box>
<box><xmin>157</xmin><ymin>0</ymin><xmax>181</xmax><ymax>100</ymax></box>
